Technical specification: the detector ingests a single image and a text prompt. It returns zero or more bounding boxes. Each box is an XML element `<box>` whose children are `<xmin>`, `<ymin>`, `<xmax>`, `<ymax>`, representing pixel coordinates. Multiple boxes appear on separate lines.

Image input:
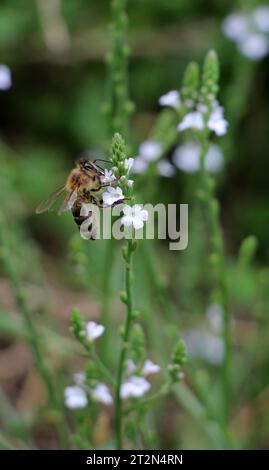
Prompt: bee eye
<box><xmin>83</xmin><ymin>162</ymin><xmax>93</xmax><ymax>171</ymax></box>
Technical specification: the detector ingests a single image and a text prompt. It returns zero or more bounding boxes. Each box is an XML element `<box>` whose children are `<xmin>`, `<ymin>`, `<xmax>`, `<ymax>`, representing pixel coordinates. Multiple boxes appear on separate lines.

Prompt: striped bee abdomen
<box><xmin>72</xmin><ymin>200</ymin><xmax>96</xmax><ymax>240</ymax></box>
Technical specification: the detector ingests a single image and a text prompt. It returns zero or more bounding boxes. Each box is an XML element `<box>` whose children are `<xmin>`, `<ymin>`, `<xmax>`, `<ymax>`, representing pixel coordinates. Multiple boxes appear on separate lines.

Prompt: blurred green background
<box><xmin>0</xmin><ymin>0</ymin><xmax>269</xmax><ymax>450</ymax></box>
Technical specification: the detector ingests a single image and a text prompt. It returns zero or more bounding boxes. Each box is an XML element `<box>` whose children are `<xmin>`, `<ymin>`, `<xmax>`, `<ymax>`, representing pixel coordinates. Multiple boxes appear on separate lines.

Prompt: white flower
<box><xmin>91</xmin><ymin>383</ymin><xmax>113</xmax><ymax>405</ymax></box>
<box><xmin>222</xmin><ymin>11</ymin><xmax>249</xmax><ymax>41</ymax></box>
<box><xmin>178</xmin><ymin>371</ymin><xmax>185</xmax><ymax>380</ymax></box>
<box><xmin>178</xmin><ymin>111</ymin><xmax>205</xmax><ymax>132</ymax></box>
<box><xmin>157</xmin><ymin>160</ymin><xmax>175</xmax><ymax>178</ymax></box>
<box><xmin>138</xmin><ymin>141</ymin><xmax>163</xmax><ymax>162</ymax></box>
<box><xmin>127</xmin><ymin>359</ymin><xmax>136</xmax><ymax>374</ymax></box>
<box><xmin>132</xmin><ymin>156</ymin><xmax>149</xmax><ymax>174</ymax></box>
<box><xmin>101</xmin><ymin>169</ymin><xmax>116</xmax><ymax>184</ymax></box>
<box><xmin>172</xmin><ymin>142</ymin><xmax>224</xmax><ymax>174</ymax></box>
<box><xmin>127</xmin><ymin>179</ymin><xmax>134</xmax><ymax>187</ymax></box>
<box><xmin>102</xmin><ymin>186</ymin><xmax>124</xmax><ymax>206</ymax></box>
<box><xmin>64</xmin><ymin>386</ymin><xmax>88</xmax><ymax>409</ymax></box>
<box><xmin>124</xmin><ymin>158</ymin><xmax>134</xmax><ymax>172</ymax></box>
<box><xmin>183</xmin><ymin>330</ymin><xmax>225</xmax><ymax>365</ymax></box>
<box><xmin>73</xmin><ymin>372</ymin><xmax>85</xmax><ymax>386</ymax></box>
<box><xmin>121</xmin><ymin>204</ymin><xmax>148</xmax><ymax>230</ymax></box>
<box><xmin>0</xmin><ymin>65</ymin><xmax>12</xmax><ymax>90</ymax></box>
<box><xmin>142</xmin><ymin>360</ymin><xmax>160</xmax><ymax>375</ymax></box>
<box><xmin>185</xmin><ymin>99</ymin><xmax>194</xmax><ymax>108</ymax></box>
<box><xmin>159</xmin><ymin>90</ymin><xmax>181</xmax><ymax>109</ymax></box>
<box><xmin>237</xmin><ymin>33</ymin><xmax>269</xmax><ymax>60</ymax></box>
<box><xmin>253</xmin><ymin>6</ymin><xmax>269</xmax><ymax>33</ymax></box>
<box><xmin>197</xmin><ymin>103</ymin><xmax>208</xmax><ymax>113</ymax></box>
<box><xmin>120</xmin><ymin>376</ymin><xmax>151</xmax><ymax>399</ymax></box>
<box><xmin>207</xmin><ymin>102</ymin><xmax>228</xmax><ymax>136</ymax></box>
<box><xmin>85</xmin><ymin>321</ymin><xmax>105</xmax><ymax>341</ymax></box>
<box><xmin>206</xmin><ymin>304</ymin><xmax>223</xmax><ymax>334</ymax></box>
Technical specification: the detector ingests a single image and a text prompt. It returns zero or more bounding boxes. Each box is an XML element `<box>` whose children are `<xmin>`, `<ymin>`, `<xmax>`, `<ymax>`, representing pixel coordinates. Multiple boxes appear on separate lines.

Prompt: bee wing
<box><xmin>58</xmin><ymin>190</ymin><xmax>78</xmax><ymax>215</ymax></box>
<box><xmin>36</xmin><ymin>185</ymin><xmax>66</xmax><ymax>214</ymax></box>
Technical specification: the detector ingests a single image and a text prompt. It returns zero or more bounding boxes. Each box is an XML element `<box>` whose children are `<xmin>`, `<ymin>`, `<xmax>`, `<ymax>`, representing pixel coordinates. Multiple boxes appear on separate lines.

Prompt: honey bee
<box><xmin>36</xmin><ymin>158</ymin><xmax>119</xmax><ymax>239</ymax></box>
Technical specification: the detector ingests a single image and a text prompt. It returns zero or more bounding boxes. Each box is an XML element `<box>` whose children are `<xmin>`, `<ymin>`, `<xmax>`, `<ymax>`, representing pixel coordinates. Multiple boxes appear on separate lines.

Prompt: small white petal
<box><xmin>237</xmin><ymin>33</ymin><xmax>269</xmax><ymax>61</ymax></box>
<box><xmin>73</xmin><ymin>372</ymin><xmax>85</xmax><ymax>386</ymax></box>
<box><xmin>120</xmin><ymin>376</ymin><xmax>151</xmax><ymax>400</ymax></box>
<box><xmin>91</xmin><ymin>383</ymin><xmax>113</xmax><ymax>405</ymax></box>
<box><xmin>207</xmin><ymin>102</ymin><xmax>228</xmax><ymax>136</ymax></box>
<box><xmin>102</xmin><ymin>186</ymin><xmax>124</xmax><ymax>206</ymax></box>
<box><xmin>159</xmin><ymin>90</ymin><xmax>181</xmax><ymax>109</ymax></box>
<box><xmin>253</xmin><ymin>6</ymin><xmax>269</xmax><ymax>33</ymax></box>
<box><xmin>142</xmin><ymin>360</ymin><xmax>160</xmax><ymax>375</ymax></box>
<box><xmin>127</xmin><ymin>179</ymin><xmax>134</xmax><ymax>187</ymax></box>
<box><xmin>206</xmin><ymin>304</ymin><xmax>223</xmax><ymax>333</ymax></box>
<box><xmin>157</xmin><ymin>160</ymin><xmax>175</xmax><ymax>177</ymax></box>
<box><xmin>101</xmin><ymin>169</ymin><xmax>116</xmax><ymax>184</ymax></box>
<box><xmin>139</xmin><ymin>141</ymin><xmax>163</xmax><ymax>162</ymax></box>
<box><xmin>178</xmin><ymin>111</ymin><xmax>205</xmax><ymax>132</ymax></box>
<box><xmin>127</xmin><ymin>359</ymin><xmax>136</xmax><ymax>373</ymax></box>
<box><xmin>0</xmin><ymin>65</ymin><xmax>12</xmax><ymax>90</ymax></box>
<box><xmin>64</xmin><ymin>386</ymin><xmax>88</xmax><ymax>409</ymax></box>
<box><xmin>121</xmin><ymin>215</ymin><xmax>133</xmax><ymax>227</ymax></box>
<box><xmin>172</xmin><ymin>142</ymin><xmax>224</xmax><ymax>174</ymax></box>
<box><xmin>132</xmin><ymin>216</ymin><xmax>144</xmax><ymax>230</ymax></box>
<box><xmin>132</xmin><ymin>156</ymin><xmax>148</xmax><ymax>174</ymax></box>
<box><xmin>123</xmin><ymin>205</ymin><xmax>133</xmax><ymax>216</ymax></box>
<box><xmin>85</xmin><ymin>321</ymin><xmax>105</xmax><ymax>341</ymax></box>
<box><xmin>183</xmin><ymin>330</ymin><xmax>225</xmax><ymax>365</ymax></box>
<box><xmin>121</xmin><ymin>205</ymin><xmax>148</xmax><ymax>230</ymax></box>
<box><xmin>124</xmin><ymin>158</ymin><xmax>134</xmax><ymax>171</ymax></box>
<box><xmin>222</xmin><ymin>11</ymin><xmax>249</xmax><ymax>41</ymax></box>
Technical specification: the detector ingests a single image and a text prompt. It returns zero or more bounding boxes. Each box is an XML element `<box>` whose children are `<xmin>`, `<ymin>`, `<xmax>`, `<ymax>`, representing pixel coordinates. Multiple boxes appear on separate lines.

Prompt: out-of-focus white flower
<box><xmin>124</xmin><ymin>158</ymin><xmax>134</xmax><ymax>172</ymax></box>
<box><xmin>253</xmin><ymin>6</ymin><xmax>269</xmax><ymax>33</ymax></box>
<box><xmin>207</xmin><ymin>102</ymin><xmax>228</xmax><ymax>136</ymax></box>
<box><xmin>159</xmin><ymin>90</ymin><xmax>181</xmax><ymax>109</ymax></box>
<box><xmin>178</xmin><ymin>371</ymin><xmax>185</xmax><ymax>380</ymax></box>
<box><xmin>142</xmin><ymin>360</ymin><xmax>160</xmax><ymax>375</ymax></box>
<box><xmin>237</xmin><ymin>33</ymin><xmax>269</xmax><ymax>60</ymax></box>
<box><xmin>120</xmin><ymin>376</ymin><xmax>151</xmax><ymax>399</ymax></box>
<box><xmin>0</xmin><ymin>65</ymin><xmax>12</xmax><ymax>90</ymax></box>
<box><xmin>172</xmin><ymin>142</ymin><xmax>224</xmax><ymax>174</ymax></box>
<box><xmin>157</xmin><ymin>160</ymin><xmax>176</xmax><ymax>178</ymax></box>
<box><xmin>222</xmin><ymin>8</ymin><xmax>269</xmax><ymax>61</ymax></box>
<box><xmin>138</xmin><ymin>141</ymin><xmax>163</xmax><ymax>162</ymax></box>
<box><xmin>185</xmin><ymin>99</ymin><xmax>194</xmax><ymax>108</ymax></box>
<box><xmin>102</xmin><ymin>186</ymin><xmax>124</xmax><ymax>206</ymax></box>
<box><xmin>132</xmin><ymin>156</ymin><xmax>149</xmax><ymax>174</ymax></box>
<box><xmin>101</xmin><ymin>169</ymin><xmax>116</xmax><ymax>184</ymax></box>
<box><xmin>197</xmin><ymin>103</ymin><xmax>208</xmax><ymax>113</ymax></box>
<box><xmin>127</xmin><ymin>179</ymin><xmax>134</xmax><ymax>187</ymax></box>
<box><xmin>183</xmin><ymin>330</ymin><xmax>225</xmax><ymax>365</ymax></box>
<box><xmin>73</xmin><ymin>372</ymin><xmax>85</xmax><ymax>386</ymax></box>
<box><xmin>206</xmin><ymin>304</ymin><xmax>223</xmax><ymax>334</ymax></box>
<box><xmin>121</xmin><ymin>204</ymin><xmax>148</xmax><ymax>230</ymax></box>
<box><xmin>127</xmin><ymin>359</ymin><xmax>136</xmax><ymax>374</ymax></box>
<box><xmin>222</xmin><ymin>11</ymin><xmax>249</xmax><ymax>41</ymax></box>
<box><xmin>64</xmin><ymin>386</ymin><xmax>88</xmax><ymax>409</ymax></box>
<box><xmin>178</xmin><ymin>111</ymin><xmax>205</xmax><ymax>132</ymax></box>
<box><xmin>85</xmin><ymin>321</ymin><xmax>105</xmax><ymax>341</ymax></box>
<box><xmin>91</xmin><ymin>383</ymin><xmax>113</xmax><ymax>405</ymax></box>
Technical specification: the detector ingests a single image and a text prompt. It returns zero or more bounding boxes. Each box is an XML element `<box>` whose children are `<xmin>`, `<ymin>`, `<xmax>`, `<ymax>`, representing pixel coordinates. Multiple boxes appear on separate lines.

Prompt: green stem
<box><xmin>91</xmin><ymin>349</ymin><xmax>116</xmax><ymax>387</ymax></box>
<box><xmin>0</xmin><ymin>218</ymin><xmax>69</xmax><ymax>448</ymax></box>
<box><xmin>106</xmin><ymin>0</ymin><xmax>132</xmax><ymax>138</ymax></box>
<box><xmin>198</xmin><ymin>137</ymin><xmax>231</xmax><ymax>425</ymax></box>
<box><xmin>115</xmin><ymin>240</ymin><xmax>134</xmax><ymax>449</ymax></box>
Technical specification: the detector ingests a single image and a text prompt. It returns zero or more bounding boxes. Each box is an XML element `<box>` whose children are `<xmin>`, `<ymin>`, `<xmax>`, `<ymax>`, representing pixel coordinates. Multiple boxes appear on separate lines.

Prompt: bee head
<box><xmin>78</xmin><ymin>158</ymin><xmax>97</xmax><ymax>173</ymax></box>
